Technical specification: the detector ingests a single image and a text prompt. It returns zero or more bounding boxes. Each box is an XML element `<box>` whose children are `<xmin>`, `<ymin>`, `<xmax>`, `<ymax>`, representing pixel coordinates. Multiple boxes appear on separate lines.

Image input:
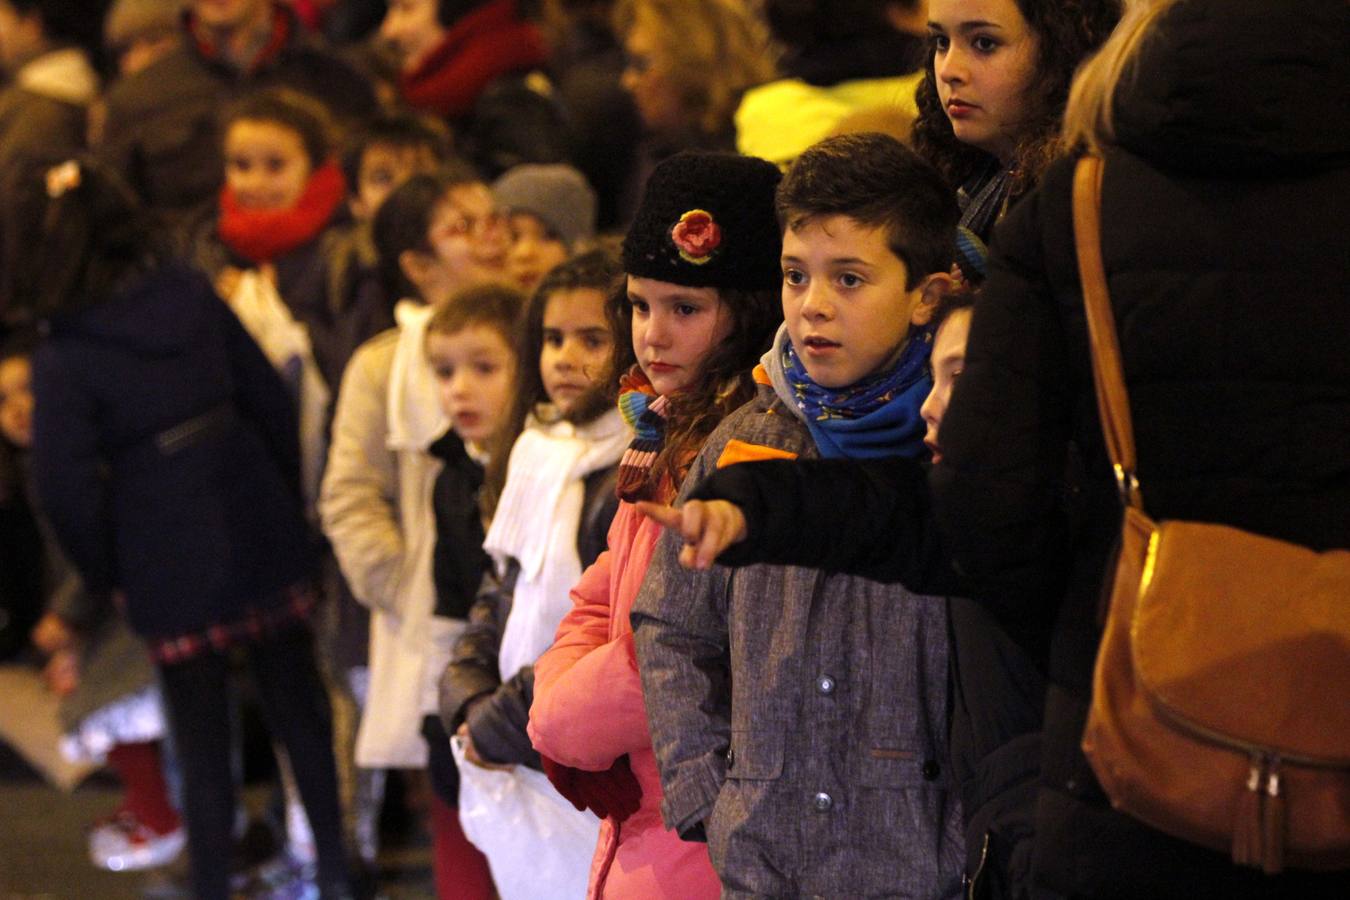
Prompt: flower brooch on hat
<box><xmin>671</xmin><ymin>209</ymin><xmax>722</xmax><ymax>265</ymax></box>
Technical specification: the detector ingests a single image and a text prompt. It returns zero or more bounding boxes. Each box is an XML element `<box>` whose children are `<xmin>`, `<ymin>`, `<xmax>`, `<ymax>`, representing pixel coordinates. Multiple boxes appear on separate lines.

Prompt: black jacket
<box><xmin>930</xmin><ymin>0</ymin><xmax>1350</xmax><ymax>896</ymax></box>
<box><xmin>31</xmin><ymin>265</ymin><xmax>314</xmax><ymax>639</ymax></box>
<box><xmin>429</xmin><ymin>431</ymin><xmax>490</xmax><ymax>623</ymax></box>
<box><xmin>439</xmin><ymin>465</ymin><xmax>618</xmax><ymax>768</ymax></box>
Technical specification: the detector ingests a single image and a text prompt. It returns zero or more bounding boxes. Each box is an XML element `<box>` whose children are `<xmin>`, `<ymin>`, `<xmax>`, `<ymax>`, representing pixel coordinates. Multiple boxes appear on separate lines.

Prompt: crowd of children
<box><xmin>1</xmin><ymin>2</ymin><xmax>1343</xmax><ymax>900</ymax></box>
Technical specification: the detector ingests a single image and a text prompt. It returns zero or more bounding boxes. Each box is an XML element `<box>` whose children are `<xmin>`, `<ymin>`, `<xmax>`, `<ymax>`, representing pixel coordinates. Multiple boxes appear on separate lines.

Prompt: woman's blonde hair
<box><xmin>613</xmin><ymin>0</ymin><xmax>778</xmax><ymax>138</ymax></box>
<box><xmin>1062</xmin><ymin>0</ymin><xmax>1182</xmax><ymax>155</ymax></box>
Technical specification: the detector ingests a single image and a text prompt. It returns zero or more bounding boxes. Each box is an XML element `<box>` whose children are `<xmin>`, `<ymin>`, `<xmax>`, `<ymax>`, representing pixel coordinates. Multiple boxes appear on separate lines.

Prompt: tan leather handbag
<box><xmin>1071</xmin><ymin>154</ymin><xmax>1350</xmax><ymax>874</ymax></box>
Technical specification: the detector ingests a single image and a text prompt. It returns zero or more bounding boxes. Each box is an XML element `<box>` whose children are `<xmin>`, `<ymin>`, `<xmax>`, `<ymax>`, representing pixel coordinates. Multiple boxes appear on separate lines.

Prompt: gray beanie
<box><xmin>105</xmin><ymin>0</ymin><xmax>183</xmax><ymax>49</ymax></box>
<box><xmin>491</xmin><ymin>164</ymin><xmax>598</xmax><ymax>250</ymax></box>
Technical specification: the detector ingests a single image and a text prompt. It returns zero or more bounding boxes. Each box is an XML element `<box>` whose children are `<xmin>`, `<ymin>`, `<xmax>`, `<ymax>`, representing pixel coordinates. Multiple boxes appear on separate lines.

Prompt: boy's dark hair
<box><xmin>776</xmin><ymin>132</ymin><xmax>958</xmax><ymax>289</ymax></box>
<box><xmin>424</xmin><ymin>280</ymin><xmax>526</xmax><ymax>345</ymax></box>
<box><xmin>371</xmin><ymin>161</ymin><xmax>483</xmax><ymax>301</ymax></box>
<box><xmin>340</xmin><ymin>113</ymin><xmax>455</xmax><ymax>190</ymax></box>
<box><xmin>3</xmin><ymin>156</ymin><xmax>165</xmax><ymax>322</ymax></box>
<box><xmin>221</xmin><ymin>87</ymin><xmax>337</xmax><ymax>169</ymax></box>
<box><xmin>484</xmin><ymin>248</ymin><xmax>623</xmax><ymax>509</ymax></box>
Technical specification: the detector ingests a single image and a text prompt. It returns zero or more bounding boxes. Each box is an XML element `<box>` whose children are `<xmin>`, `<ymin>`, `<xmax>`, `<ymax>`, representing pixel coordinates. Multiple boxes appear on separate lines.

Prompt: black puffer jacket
<box><xmin>931</xmin><ymin>1</ymin><xmax>1350</xmax><ymax>896</ymax></box>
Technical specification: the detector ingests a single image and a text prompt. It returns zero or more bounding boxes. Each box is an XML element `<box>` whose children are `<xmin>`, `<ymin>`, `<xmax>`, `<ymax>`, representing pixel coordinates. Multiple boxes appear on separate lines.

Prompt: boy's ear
<box><xmin>909</xmin><ymin>271</ymin><xmax>956</xmax><ymax>325</ymax></box>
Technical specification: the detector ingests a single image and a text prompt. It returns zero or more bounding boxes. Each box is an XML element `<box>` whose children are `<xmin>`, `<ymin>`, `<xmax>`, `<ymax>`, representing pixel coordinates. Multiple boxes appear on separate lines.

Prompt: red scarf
<box><xmin>217</xmin><ymin>160</ymin><xmax>346</xmax><ymax>264</ymax></box>
<box><xmin>399</xmin><ymin>0</ymin><xmax>549</xmax><ymax>119</ymax></box>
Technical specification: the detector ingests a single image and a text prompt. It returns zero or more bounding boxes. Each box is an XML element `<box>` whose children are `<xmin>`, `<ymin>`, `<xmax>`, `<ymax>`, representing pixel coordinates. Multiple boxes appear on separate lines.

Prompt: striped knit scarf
<box><xmin>615</xmin><ymin>367</ymin><xmax>671</xmax><ymax>502</ymax></box>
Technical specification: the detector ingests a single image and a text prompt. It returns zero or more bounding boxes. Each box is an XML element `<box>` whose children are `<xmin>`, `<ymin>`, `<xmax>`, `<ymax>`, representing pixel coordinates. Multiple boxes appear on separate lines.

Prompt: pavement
<box><xmin>0</xmin><ymin>745</ymin><xmax>437</xmax><ymax>900</ymax></box>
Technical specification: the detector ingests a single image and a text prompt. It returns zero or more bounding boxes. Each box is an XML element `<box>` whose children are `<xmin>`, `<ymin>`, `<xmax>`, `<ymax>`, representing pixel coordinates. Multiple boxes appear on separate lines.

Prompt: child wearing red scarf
<box><xmin>187</xmin><ymin>86</ymin><xmax>350</xmax><ymax>882</ymax></box>
<box><xmin>208</xmin><ymin>86</ymin><xmax>347</xmax><ymax>295</ymax></box>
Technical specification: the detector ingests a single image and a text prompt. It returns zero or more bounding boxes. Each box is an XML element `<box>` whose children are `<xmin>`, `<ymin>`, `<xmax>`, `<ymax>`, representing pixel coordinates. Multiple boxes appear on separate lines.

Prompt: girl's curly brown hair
<box><xmin>912</xmin><ymin>0</ymin><xmax>1122</xmax><ymax>196</ymax></box>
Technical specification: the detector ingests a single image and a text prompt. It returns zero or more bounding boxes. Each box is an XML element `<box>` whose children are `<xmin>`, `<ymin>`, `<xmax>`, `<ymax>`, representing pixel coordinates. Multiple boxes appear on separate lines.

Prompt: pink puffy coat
<box><xmin>529</xmin><ymin>500</ymin><xmax>720</xmax><ymax>900</ymax></box>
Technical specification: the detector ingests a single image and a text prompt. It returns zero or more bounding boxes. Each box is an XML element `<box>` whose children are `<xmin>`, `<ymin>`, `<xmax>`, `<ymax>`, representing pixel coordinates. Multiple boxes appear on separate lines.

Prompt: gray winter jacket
<box><xmin>632</xmin><ymin>381</ymin><xmax>964</xmax><ymax>899</ymax></box>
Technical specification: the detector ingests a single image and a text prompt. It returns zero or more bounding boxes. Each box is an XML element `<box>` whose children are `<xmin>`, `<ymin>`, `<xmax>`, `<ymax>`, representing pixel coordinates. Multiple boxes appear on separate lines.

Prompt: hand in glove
<box><xmin>540</xmin><ymin>753</ymin><xmax>643</xmax><ymax>823</ymax></box>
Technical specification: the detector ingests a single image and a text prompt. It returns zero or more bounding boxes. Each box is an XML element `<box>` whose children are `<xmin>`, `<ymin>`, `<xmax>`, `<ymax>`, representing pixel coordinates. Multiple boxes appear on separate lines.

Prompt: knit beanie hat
<box><xmin>492</xmin><ymin>164</ymin><xmax>597</xmax><ymax>249</ymax></box>
<box><xmin>622</xmin><ymin>152</ymin><xmax>783</xmax><ymax>292</ymax></box>
<box><xmin>105</xmin><ymin>0</ymin><xmax>183</xmax><ymax>49</ymax></box>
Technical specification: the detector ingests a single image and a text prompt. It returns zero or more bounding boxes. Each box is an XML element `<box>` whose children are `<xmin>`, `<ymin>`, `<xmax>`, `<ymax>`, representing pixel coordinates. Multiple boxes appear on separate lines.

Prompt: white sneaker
<box><xmin>88</xmin><ymin>811</ymin><xmax>186</xmax><ymax>872</ymax></box>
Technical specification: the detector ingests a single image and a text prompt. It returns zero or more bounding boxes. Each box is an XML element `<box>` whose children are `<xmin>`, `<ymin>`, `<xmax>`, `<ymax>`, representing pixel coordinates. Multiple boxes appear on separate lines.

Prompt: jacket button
<box><xmin>816</xmin><ymin>675</ymin><xmax>836</xmax><ymax>695</ymax></box>
<box><xmin>812</xmin><ymin>791</ymin><xmax>833</xmax><ymax>812</ymax></box>
<box><xmin>726</xmin><ymin>747</ymin><xmax>735</xmax><ymax>770</ymax></box>
<box><xmin>922</xmin><ymin>760</ymin><xmax>941</xmax><ymax>781</ymax></box>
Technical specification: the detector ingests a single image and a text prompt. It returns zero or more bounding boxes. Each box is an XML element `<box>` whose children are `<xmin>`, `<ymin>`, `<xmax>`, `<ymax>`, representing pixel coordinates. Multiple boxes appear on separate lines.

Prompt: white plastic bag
<box><xmin>451</xmin><ymin>736</ymin><xmax>600</xmax><ymax>899</ymax></box>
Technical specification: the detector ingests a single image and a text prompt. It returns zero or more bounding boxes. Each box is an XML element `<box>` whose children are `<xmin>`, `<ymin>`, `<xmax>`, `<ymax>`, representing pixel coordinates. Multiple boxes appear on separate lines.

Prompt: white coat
<box><xmin>319</xmin><ymin>303</ymin><xmax>462</xmax><ymax>767</ymax></box>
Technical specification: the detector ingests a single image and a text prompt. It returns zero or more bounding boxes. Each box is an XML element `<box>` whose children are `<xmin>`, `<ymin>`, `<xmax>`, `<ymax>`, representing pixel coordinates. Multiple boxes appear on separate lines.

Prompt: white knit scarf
<box><xmin>484</xmin><ymin>407</ymin><xmax>631</xmax><ymax>680</ymax></box>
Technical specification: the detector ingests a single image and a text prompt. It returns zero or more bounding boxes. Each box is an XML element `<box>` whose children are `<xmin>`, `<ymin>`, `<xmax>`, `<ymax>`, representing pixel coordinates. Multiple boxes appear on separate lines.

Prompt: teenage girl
<box><xmin>917</xmin><ymin>0</ymin><xmax>1120</xmax><ymax>249</ymax></box>
<box><xmin>21</xmin><ymin>159</ymin><xmax>351</xmax><ymax>900</ymax></box>
<box><xmin>320</xmin><ymin>167</ymin><xmax>508</xmax><ymax>899</ymax></box>
<box><xmin>439</xmin><ymin>250</ymin><xmax>629</xmax><ymax>895</ymax></box>
<box><xmin>193</xmin><ymin>86</ymin><xmax>349</xmax><ymax>510</ymax></box>
<box><xmin>526</xmin><ymin>152</ymin><xmax>784</xmax><ymax>899</ymax></box>
<box><xmin>321</xmin><ymin>165</ymin><xmax>509</xmax><ymax>774</ymax></box>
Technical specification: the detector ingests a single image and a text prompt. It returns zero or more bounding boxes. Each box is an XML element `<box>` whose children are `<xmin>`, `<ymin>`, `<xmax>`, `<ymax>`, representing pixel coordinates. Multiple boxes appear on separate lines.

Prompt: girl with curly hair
<box><xmin>916</xmin><ymin>0</ymin><xmax>1121</xmax><ymax>247</ymax></box>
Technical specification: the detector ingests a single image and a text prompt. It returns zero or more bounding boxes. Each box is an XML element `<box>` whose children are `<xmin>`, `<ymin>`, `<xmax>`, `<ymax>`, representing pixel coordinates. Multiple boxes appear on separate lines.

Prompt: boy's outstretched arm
<box><xmin>645</xmin><ymin>457</ymin><xmax>959</xmax><ymax>593</ymax></box>
<box><xmin>636</xmin><ymin>499</ymin><xmax>747</xmax><ymax>571</ymax></box>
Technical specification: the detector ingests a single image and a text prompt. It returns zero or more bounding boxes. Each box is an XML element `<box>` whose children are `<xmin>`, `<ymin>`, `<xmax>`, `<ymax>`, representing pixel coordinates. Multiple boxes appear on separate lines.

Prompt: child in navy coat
<box><xmin>20</xmin><ymin>158</ymin><xmax>352</xmax><ymax>900</ymax></box>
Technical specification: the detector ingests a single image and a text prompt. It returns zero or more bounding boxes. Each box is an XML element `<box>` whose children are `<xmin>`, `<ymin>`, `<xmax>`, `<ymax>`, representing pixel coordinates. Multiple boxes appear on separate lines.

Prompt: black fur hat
<box><xmin>622</xmin><ymin>152</ymin><xmax>783</xmax><ymax>292</ymax></box>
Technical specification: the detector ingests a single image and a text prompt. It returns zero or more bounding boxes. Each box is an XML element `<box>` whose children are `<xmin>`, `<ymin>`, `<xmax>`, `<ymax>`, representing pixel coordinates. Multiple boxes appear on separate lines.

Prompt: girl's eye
<box><xmin>474</xmin><ymin>363</ymin><xmax>498</xmax><ymax>376</ymax></box>
<box><xmin>629</xmin><ymin>298</ymin><xmax>649</xmax><ymax>314</ymax></box>
<box><xmin>543</xmin><ymin>331</ymin><xmax>563</xmax><ymax>348</ymax></box>
<box><xmin>838</xmin><ymin>272</ymin><xmax>864</xmax><ymax>289</ymax></box>
<box><xmin>930</xmin><ymin>34</ymin><xmax>950</xmax><ymax>53</ymax></box>
<box><xmin>675</xmin><ymin>303</ymin><xmax>699</xmax><ymax>317</ymax></box>
<box><xmin>783</xmin><ymin>269</ymin><xmax>806</xmax><ymax>286</ymax></box>
<box><xmin>432</xmin><ymin>365</ymin><xmax>454</xmax><ymax>380</ymax></box>
<box><xmin>583</xmin><ymin>335</ymin><xmax>609</xmax><ymax>351</ymax></box>
<box><xmin>972</xmin><ymin>35</ymin><xmax>999</xmax><ymax>53</ymax></box>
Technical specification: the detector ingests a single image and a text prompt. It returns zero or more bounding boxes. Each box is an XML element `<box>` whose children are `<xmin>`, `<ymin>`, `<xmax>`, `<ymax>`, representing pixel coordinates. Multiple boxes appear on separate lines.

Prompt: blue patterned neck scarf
<box><xmin>778</xmin><ymin>324</ymin><xmax>935</xmax><ymax>460</ymax></box>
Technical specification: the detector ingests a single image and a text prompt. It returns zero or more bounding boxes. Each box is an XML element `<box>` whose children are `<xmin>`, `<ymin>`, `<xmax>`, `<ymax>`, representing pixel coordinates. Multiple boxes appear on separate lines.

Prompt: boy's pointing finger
<box><xmin>636</xmin><ymin>500</ymin><xmax>683</xmax><ymax>530</ymax></box>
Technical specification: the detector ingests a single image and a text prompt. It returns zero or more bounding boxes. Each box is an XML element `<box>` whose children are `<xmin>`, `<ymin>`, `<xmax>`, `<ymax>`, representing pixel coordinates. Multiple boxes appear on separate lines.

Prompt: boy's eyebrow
<box><xmin>781</xmin><ymin>253</ymin><xmax>878</xmax><ymax>268</ymax></box>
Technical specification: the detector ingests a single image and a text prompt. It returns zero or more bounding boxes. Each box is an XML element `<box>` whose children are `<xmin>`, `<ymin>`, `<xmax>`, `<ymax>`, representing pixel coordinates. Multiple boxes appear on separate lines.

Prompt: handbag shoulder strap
<box><xmin>1071</xmin><ymin>155</ymin><xmax>1142</xmax><ymax>508</ymax></box>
